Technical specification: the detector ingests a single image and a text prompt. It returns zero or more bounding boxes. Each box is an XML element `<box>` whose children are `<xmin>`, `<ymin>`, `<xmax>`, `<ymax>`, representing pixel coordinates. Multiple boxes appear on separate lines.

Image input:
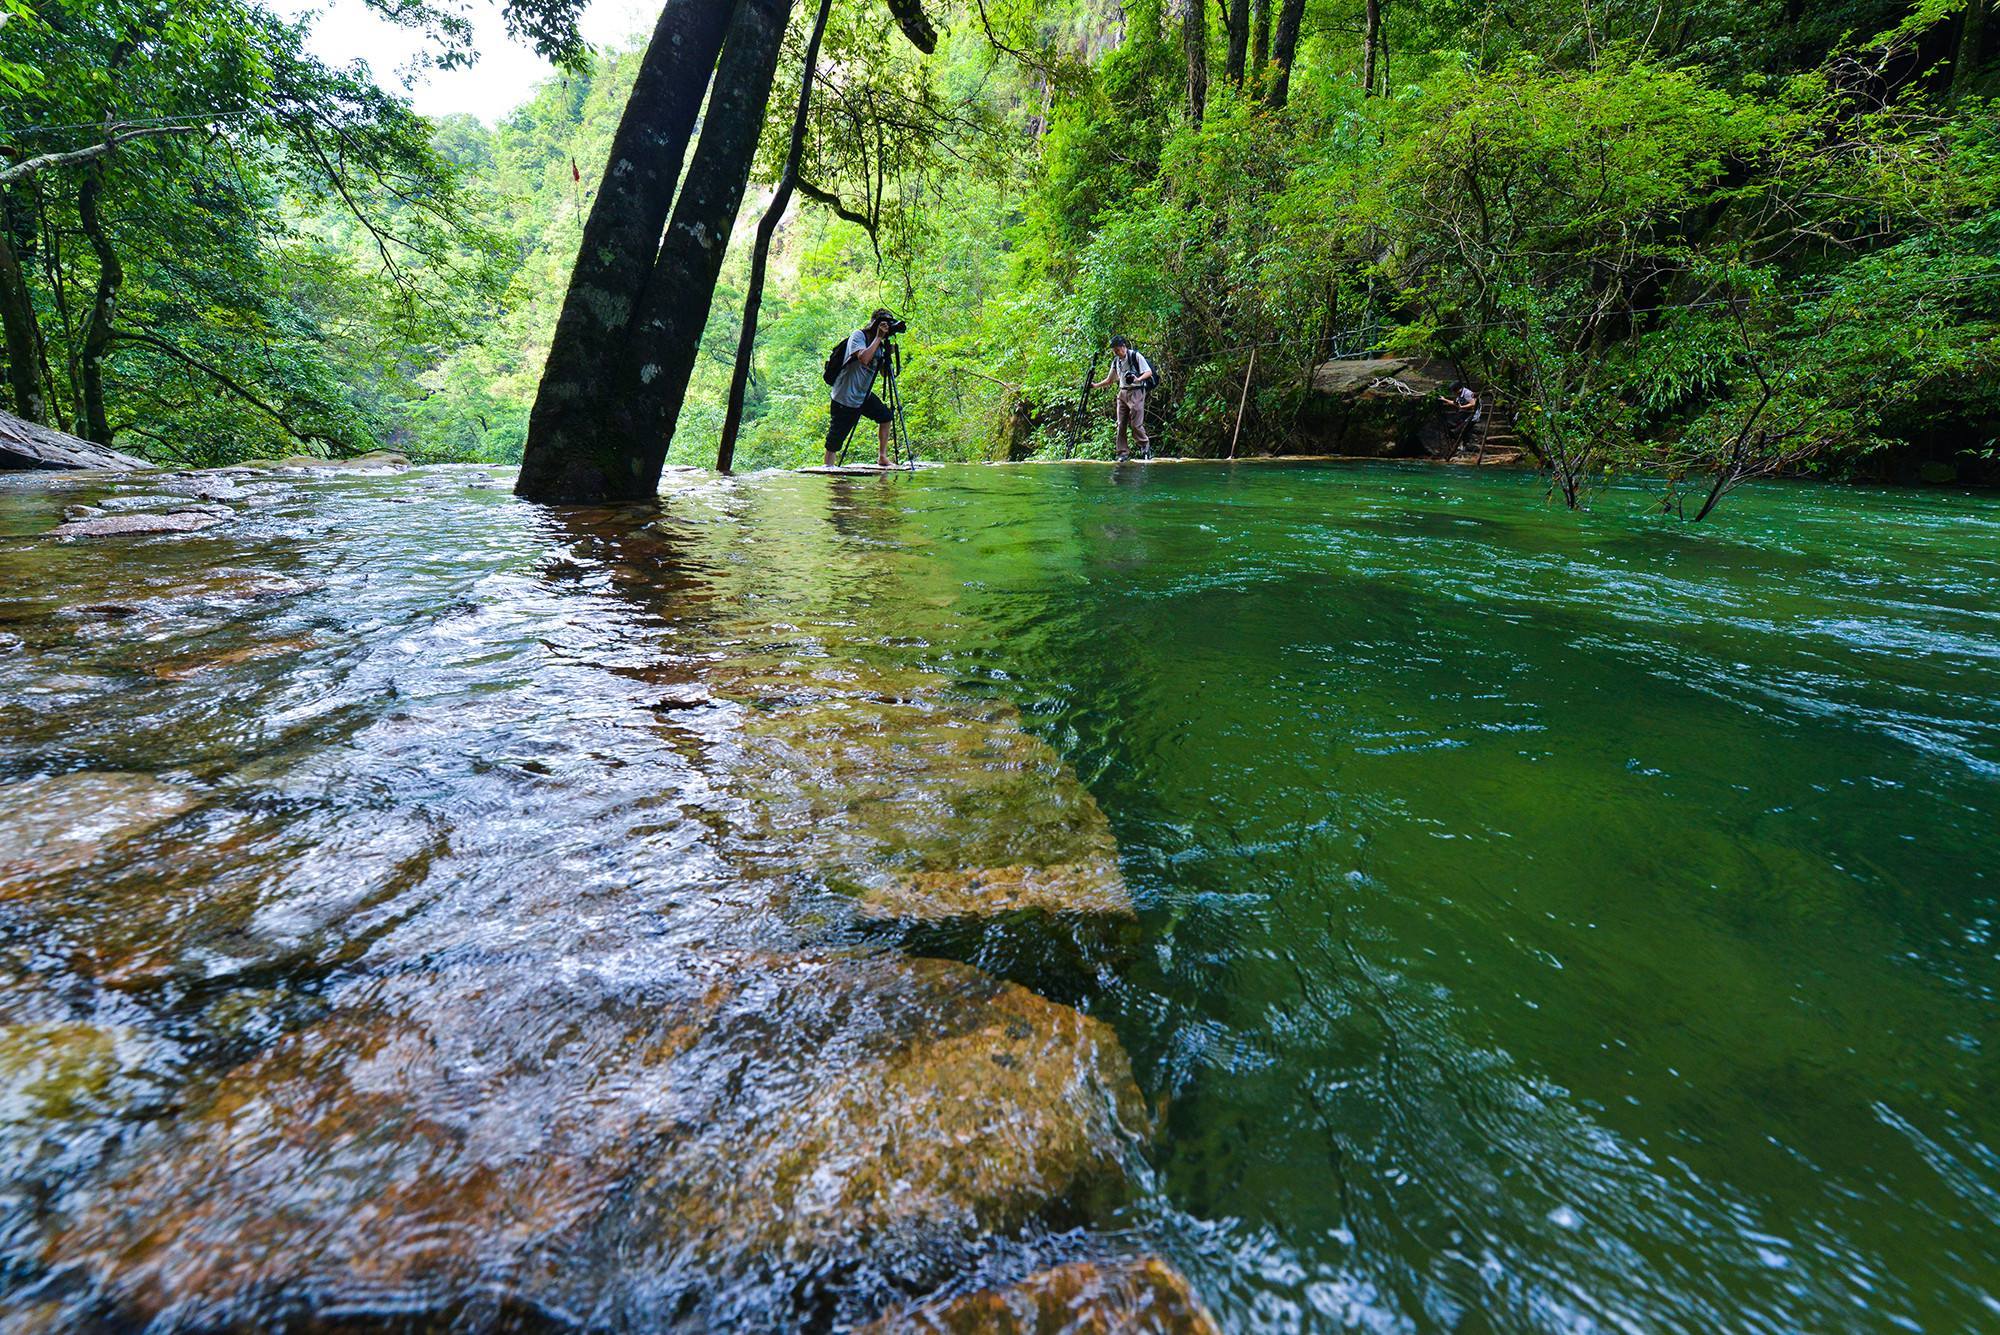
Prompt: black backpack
<box><xmin>822</xmin><ymin>337</ymin><xmax>850</xmax><ymax>386</ymax></box>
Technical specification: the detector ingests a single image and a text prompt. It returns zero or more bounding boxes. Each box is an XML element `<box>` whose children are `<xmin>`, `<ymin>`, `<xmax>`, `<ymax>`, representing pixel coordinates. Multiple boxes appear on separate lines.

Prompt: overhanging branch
<box><xmin>113</xmin><ymin>329</ymin><xmax>353</xmax><ymax>454</ymax></box>
<box><xmin>0</xmin><ymin>123</ymin><xmax>204</xmax><ymax>186</ymax></box>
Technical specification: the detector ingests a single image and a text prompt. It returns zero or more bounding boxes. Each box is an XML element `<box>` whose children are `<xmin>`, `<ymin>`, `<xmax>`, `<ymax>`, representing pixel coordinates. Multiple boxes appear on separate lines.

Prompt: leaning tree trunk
<box><xmin>1184</xmin><ymin>0</ymin><xmax>1209</xmax><ymax>125</ymax></box>
<box><xmin>1225</xmin><ymin>0</ymin><xmax>1249</xmax><ymax>85</ymax></box>
<box><xmin>76</xmin><ymin>167</ymin><xmax>121</xmax><ymax>446</ymax></box>
<box><xmin>1266</xmin><ymin>0</ymin><xmax>1305</xmax><ymax>107</ymax></box>
<box><xmin>1249</xmin><ymin>0</ymin><xmax>1271</xmax><ymax>90</ymax></box>
<box><xmin>610</xmin><ymin>0</ymin><xmax>797</xmax><ymax>495</ymax></box>
<box><xmin>516</xmin><ymin>0</ymin><xmax>739</xmax><ymax>502</ymax></box>
<box><xmin>1362</xmin><ymin>0</ymin><xmax>1379</xmax><ymax>96</ymax></box>
<box><xmin>0</xmin><ymin>194</ymin><xmax>50</xmax><ymax>424</ymax></box>
<box><xmin>715</xmin><ymin>0</ymin><xmax>837</xmax><ymax>473</ymax></box>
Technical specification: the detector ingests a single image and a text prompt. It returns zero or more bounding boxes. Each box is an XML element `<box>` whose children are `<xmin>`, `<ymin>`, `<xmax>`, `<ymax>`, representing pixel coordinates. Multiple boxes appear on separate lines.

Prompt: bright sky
<box><xmin>272</xmin><ymin>0</ymin><xmax>658</xmax><ymax>122</ymax></box>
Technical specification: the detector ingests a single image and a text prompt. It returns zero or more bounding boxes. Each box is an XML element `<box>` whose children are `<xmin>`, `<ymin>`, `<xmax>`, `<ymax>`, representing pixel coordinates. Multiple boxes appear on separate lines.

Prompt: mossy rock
<box><xmin>0</xmin><ymin>1024</ymin><xmax>129</xmax><ymax>1123</ymax></box>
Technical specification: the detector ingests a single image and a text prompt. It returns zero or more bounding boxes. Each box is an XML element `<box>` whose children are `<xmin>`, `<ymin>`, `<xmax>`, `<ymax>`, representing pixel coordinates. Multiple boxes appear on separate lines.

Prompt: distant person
<box><xmin>1439</xmin><ymin>381</ymin><xmax>1481</xmax><ymax>451</ymax></box>
<box><xmin>1091</xmin><ymin>335</ymin><xmax>1156</xmax><ymax>462</ymax></box>
<box><xmin>825</xmin><ymin>308</ymin><xmax>898</xmax><ymax>468</ymax></box>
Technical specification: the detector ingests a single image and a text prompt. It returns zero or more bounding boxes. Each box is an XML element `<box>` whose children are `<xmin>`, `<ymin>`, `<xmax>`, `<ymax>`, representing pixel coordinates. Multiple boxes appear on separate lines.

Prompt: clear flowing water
<box><xmin>1</xmin><ymin>459</ymin><xmax>1996</xmax><ymax>1332</ymax></box>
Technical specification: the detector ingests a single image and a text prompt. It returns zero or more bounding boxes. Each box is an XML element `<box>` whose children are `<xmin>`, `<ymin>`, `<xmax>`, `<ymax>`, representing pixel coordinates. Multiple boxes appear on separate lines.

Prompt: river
<box><xmin>1</xmin><ymin>459</ymin><xmax>1995</xmax><ymax>1331</ymax></box>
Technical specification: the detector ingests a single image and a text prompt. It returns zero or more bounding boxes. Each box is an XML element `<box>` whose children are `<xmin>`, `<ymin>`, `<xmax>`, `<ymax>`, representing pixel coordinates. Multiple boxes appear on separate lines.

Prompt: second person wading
<box><xmin>1091</xmin><ymin>335</ymin><xmax>1157</xmax><ymax>462</ymax></box>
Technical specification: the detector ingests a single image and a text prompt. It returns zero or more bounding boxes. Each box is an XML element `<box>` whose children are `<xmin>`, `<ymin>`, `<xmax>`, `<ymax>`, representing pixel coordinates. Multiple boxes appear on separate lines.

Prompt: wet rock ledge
<box><xmin>0</xmin><ymin>409</ymin><xmax>150</xmax><ymax>471</ymax></box>
<box><xmin>43</xmin><ymin>954</ymin><xmax>1153</xmax><ymax>1328</ymax></box>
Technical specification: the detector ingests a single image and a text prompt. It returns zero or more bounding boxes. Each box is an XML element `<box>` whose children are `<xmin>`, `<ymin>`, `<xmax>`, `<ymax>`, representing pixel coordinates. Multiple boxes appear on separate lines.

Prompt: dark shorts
<box><xmin>826</xmin><ymin>392</ymin><xmax>891</xmax><ymax>450</ymax></box>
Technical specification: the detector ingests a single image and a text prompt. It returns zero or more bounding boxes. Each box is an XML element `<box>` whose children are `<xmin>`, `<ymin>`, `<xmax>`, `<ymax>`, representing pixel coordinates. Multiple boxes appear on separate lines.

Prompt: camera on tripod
<box><xmin>877</xmin><ymin>314</ymin><xmax>909</xmax><ymax>337</ymax></box>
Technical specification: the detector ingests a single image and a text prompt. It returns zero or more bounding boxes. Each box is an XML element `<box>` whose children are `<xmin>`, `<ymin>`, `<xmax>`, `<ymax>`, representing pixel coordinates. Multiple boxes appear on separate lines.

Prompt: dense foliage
<box><xmin>4</xmin><ymin>0</ymin><xmax>1995</xmax><ymax>506</ymax></box>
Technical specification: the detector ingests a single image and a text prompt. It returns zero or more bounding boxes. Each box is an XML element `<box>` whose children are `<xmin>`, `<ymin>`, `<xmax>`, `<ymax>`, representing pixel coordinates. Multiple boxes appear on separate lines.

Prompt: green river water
<box><xmin>0</xmin><ymin>459</ymin><xmax>1995</xmax><ymax>1331</ymax></box>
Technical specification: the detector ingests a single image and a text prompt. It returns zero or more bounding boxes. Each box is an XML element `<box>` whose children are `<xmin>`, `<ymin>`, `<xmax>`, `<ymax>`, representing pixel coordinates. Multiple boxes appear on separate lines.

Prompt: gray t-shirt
<box><xmin>831</xmin><ymin>329</ymin><xmax>883</xmax><ymax>408</ymax></box>
<box><xmin>1113</xmin><ymin>349</ymin><xmax>1154</xmax><ymax>391</ymax></box>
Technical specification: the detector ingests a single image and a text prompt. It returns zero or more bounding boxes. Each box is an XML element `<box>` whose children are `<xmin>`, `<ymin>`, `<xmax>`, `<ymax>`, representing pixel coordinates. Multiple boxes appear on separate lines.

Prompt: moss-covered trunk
<box><xmin>0</xmin><ymin>195</ymin><xmax>50</xmax><ymax>425</ymax></box>
<box><xmin>609</xmin><ymin>0</ymin><xmax>796</xmax><ymax>490</ymax></box>
<box><xmin>515</xmin><ymin>0</ymin><xmax>738</xmax><ymax>503</ymax></box>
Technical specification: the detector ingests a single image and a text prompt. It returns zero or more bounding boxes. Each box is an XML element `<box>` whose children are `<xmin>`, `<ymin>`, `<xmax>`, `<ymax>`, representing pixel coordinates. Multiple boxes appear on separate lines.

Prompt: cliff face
<box><xmin>0</xmin><ymin>409</ymin><xmax>151</xmax><ymax>471</ymax></box>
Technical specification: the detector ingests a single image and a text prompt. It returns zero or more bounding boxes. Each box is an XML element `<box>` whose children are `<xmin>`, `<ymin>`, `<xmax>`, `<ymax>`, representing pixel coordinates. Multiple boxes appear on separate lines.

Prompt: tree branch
<box><xmin>797</xmin><ymin>177</ymin><xmax>877</xmax><ymax>234</ymax></box>
<box><xmin>0</xmin><ymin>124</ymin><xmax>203</xmax><ymax>186</ymax></box>
<box><xmin>113</xmin><ymin>330</ymin><xmax>352</xmax><ymax>454</ymax></box>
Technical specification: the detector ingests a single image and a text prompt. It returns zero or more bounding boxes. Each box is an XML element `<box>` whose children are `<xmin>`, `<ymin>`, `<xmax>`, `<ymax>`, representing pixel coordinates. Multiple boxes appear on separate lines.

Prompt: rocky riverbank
<box><xmin>0</xmin><ymin>463</ymin><xmax>1214</xmax><ymax>1330</ymax></box>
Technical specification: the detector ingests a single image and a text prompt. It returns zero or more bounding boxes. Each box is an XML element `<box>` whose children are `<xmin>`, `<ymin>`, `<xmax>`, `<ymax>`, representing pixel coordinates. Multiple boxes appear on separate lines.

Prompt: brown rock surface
<box><xmin>148</xmin><ymin>634</ymin><xmax>318</xmax><ymax>680</ymax></box>
<box><xmin>872</xmin><ymin>862</ymin><xmax>1134</xmax><ymax>921</ymax></box>
<box><xmin>1308</xmin><ymin>354</ymin><xmax>1457</xmax><ymax>399</ymax></box>
<box><xmin>45</xmin><ymin>952</ymin><xmax>1146</xmax><ymax>1326</ymax></box>
<box><xmin>865</xmin><ymin>1255</ymin><xmax>1223</xmax><ymax>1334</ymax></box>
<box><xmin>701</xmin><ymin>659</ymin><xmax>1133</xmax><ymax>922</ymax></box>
<box><xmin>0</xmin><ymin>773</ymin><xmax>201</xmax><ymax>887</ymax></box>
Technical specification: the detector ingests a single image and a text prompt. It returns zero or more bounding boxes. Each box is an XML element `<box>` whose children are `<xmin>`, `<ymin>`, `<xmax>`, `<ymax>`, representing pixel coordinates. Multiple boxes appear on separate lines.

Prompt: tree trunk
<box><xmin>1225</xmin><ymin>0</ymin><xmax>1249</xmax><ymax>85</ymax></box>
<box><xmin>0</xmin><ymin>195</ymin><xmax>50</xmax><ymax>424</ymax></box>
<box><xmin>716</xmin><ymin>0</ymin><xmax>836</xmax><ymax>473</ymax></box>
<box><xmin>611</xmin><ymin>0</ymin><xmax>796</xmax><ymax>495</ymax></box>
<box><xmin>517</xmin><ymin>0</ymin><xmax>739</xmax><ymax>502</ymax></box>
<box><xmin>1957</xmin><ymin>0</ymin><xmax>1988</xmax><ymax>98</ymax></box>
<box><xmin>76</xmin><ymin>167</ymin><xmax>122</xmax><ymax>446</ymax></box>
<box><xmin>1266</xmin><ymin>0</ymin><xmax>1305</xmax><ymax>107</ymax></box>
<box><xmin>1249</xmin><ymin>0</ymin><xmax>1271</xmax><ymax>89</ymax></box>
<box><xmin>1184</xmin><ymin>0</ymin><xmax>1209</xmax><ymax>125</ymax></box>
<box><xmin>1362</xmin><ymin>0</ymin><xmax>1379</xmax><ymax>96</ymax></box>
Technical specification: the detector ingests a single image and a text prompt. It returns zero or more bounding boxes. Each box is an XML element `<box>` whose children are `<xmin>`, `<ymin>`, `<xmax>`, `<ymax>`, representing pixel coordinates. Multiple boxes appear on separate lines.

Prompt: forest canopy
<box><xmin>2</xmin><ymin>0</ymin><xmax>1994</xmax><ymax>500</ymax></box>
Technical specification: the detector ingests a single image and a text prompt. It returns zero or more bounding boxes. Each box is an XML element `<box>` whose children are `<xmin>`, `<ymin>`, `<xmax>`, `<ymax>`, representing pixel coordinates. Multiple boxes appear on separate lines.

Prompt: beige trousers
<box><xmin>1115</xmin><ymin>388</ymin><xmax>1150</xmax><ymax>460</ymax></box>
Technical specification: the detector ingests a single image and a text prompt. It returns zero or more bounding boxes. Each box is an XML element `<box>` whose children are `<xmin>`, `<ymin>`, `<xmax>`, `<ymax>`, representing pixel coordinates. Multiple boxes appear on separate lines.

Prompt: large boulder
<box><xmin>0</xmin><ymin>410</ymin><xmax>150</xmax><ymax>471</ymax></box>
<box><xmin>864</xmin><ymin>1255</ymin><xmax>1223</xmax><ymax>1334</ymax></box>
<box><xmin>43</xmin><ymin>951</ymin><xmax>1147</xmax><ymax>1328</ymax></box>
<box><xmin>1300</xmin><ymin>354</ymin><xmax>1463</xmax><ymax>457</ymax></box>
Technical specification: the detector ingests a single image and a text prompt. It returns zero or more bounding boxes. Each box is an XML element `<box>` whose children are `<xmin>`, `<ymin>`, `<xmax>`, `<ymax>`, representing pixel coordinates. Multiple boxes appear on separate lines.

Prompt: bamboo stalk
<box><xmin>1229</xmin><ymin>347</ymin><xmax>1256</xmax><ymax>458</ymax></box>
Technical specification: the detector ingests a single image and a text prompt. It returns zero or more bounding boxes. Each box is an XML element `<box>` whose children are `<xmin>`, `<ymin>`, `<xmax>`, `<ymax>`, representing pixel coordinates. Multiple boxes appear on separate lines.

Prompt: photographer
<box><xmin>825</xmin><ymin>307</ymin><xmax>903</xmax><ymax>468</ymax></box>
<box><xmin>1091</xmin><ymin>335</ymin><xmax>1156</xmax><ymax>462</ymax></box>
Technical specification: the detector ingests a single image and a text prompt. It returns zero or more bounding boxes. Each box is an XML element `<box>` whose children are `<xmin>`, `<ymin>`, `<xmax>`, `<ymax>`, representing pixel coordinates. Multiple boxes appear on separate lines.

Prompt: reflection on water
<box><xmin>1</xmin><ymin>460</ymin><xmax>1997</xmax><ymax>1331</ymax></box>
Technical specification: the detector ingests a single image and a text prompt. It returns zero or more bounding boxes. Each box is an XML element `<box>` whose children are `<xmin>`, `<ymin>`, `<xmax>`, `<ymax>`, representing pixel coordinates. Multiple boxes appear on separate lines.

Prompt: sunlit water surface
<box><xmin>1</xmin><ymin>460</ymin><xmax>1996</xmax><ymax>1331</ymax></box>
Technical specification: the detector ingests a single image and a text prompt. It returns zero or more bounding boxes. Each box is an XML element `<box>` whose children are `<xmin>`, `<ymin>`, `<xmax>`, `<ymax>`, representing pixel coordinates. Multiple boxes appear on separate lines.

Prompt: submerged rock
<box><xmin>703</xmin><ymin>660</ymin><xmax>1133</xmax><ymax>923</ymax></box>
<box><xmin>148</xmin><ymin>634</ymin><xmax>317</xmax><ymax>680</ymax></box>
<box><xmin>0</xmin><ymin>1022</ymin><xmax>175</xmax><ymax>1211</ymax></box>
<box><xmin>39</xmin><ymin>808</ymin><xmax>439</xmax><ymax>995</ymax></box>
<box><xmin>44</xmin><ymin>952</ymin><xmax>1146</xmax><ymax>1327</ymax></box>
<box><xmin>865</xmin><ymin>1256</ymin><xmax>1223</xmax><ymax>1334</ymax></box>
<box><xmin>240</xmin><ymin>450</ymin><xmax>408</xmax><ymax>472</ymax></box>
<box><xmin>0</xmin><ymin>1024</ymin><xmax>134</xmax><ymax>1124</ymax></box>
<box><xmin>869</xmin><ymin>862</ymin><xmax>1134</xmax><ymax>922</ymax></box>
<box><xmin>46</xmin><ymin>510</ymin><xmax>227</xmax><ymax>539</ymax></box>
<box><xmin>0</xmin><ymin>773</ymin><xmax>201</xmax><ymax>886</ymax></box>
<box><xmin>0</xmin><ymin>1031</ymin><xmax>170</xmax><ymax>1135</ymax></box>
